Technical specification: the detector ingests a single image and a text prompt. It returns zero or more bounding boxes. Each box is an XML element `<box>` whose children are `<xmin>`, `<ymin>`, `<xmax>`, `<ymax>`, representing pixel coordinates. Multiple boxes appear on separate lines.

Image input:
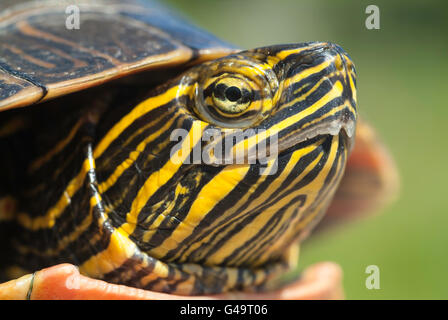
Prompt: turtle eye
<box><xmin>210</xmin><ymin>77</ymin><xmax>253</xmax><ymax>115</ymax></box>
<box><xmin>196</xmin><ymin>73</ymin><xmax>267</xmax><ymax>128</ymax></box>
<box><xmin>191</xmin><ymin>57</ymin><xmax>279</xmax><ymax>128</ymax></box>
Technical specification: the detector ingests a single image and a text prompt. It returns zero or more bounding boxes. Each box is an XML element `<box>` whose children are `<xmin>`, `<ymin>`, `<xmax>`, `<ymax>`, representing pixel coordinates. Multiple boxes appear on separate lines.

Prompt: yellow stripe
<box><xmin>101</xmin><ymin>135</ymin><xmax>175</xmax><ymax>219</ymax></box>
<box><xmin>29</xmin><ymin>118</ymin><xmax>84</xmax><ymax>172</ymax></box>
<box><xmin>98</xmin><ymin>116</ymin><xmax>177</xmax><ymax>193</ymax></box>
<box><xmin>348</xmin><ymin>70</ymin><xmax>357</xmax><ymax>104</ymax></box>
<box><xmin>14</xmin><ymin>84</ymin><xmax>192</xmax><ymax>231</ymax></box>
<box><xmin>93</xmin><ymin>85</ymin><xmax>190</xmax><ymax>159</ymax></box>
<box><xmin>15</xmin><ymin>207</ymin><xmax>95</xmax><ymax>257</ymax></box>
<box><xmin>274</xmin><ymin>80</ymin><xmax>344</xmax><ymax>132</ymax></box>
<box><xmin>140</xmin><ymin>260</ymin><xmax>171</xmax><ymax>288</ymax></box>
<box><xmin>207</xmin><ymin>145</ymin><xmax>324</xmax><ymax>265</ymax></box>
<box><xmin>15</xmin><ymin>156</ymin><xmax>94</xmax><ymax>230</ymax></box>
<box><xmin>256</xmin><ymin>136</ymin><xmax>340</xmax><ymax>264</ymax></box>
<box><xmin>98</xmin><ymin>109</ymin><xmax>166</xmax><ymax>170</ymax></box>
<box><xmin>119</xmin><ymin>120</ymin><xmax>207</xmax><ymax>236</ymax></box>
<box><xmin>275</xmin><ymin>43</ymin><xmax>324</xmax><ymax>60</ymax></box>
<box><xmin>233</xmin><ymin>80</ymin><xmax>344</xmax><ymax>153</ymax></box>
<box><xmin>293</xmin><ymin>139</ymin><xmax>345</xmax><ymax>233</ymax></box>
<box><xmin>149</xmin><ymin>163</ymin><xmax>251</xmax><ymax>258</ymax></box>
<box><xmin>174</xmin><ymin>139</ymin><xmax>323</xmax><ymax>263</ymax></box>
<box><xmin>287</xmin><ymin>59</ymin><xmax>333</xmax><ymax>92</ymax></box>
<box><xmin>79</xmin><ymin>190</ymin><xmax>135</xmax><ymax>277</ymax></box>
<box><xmin>79</xmin><ymin>215</ymin><xmax>137</xmax><ymax>277</ymax></box>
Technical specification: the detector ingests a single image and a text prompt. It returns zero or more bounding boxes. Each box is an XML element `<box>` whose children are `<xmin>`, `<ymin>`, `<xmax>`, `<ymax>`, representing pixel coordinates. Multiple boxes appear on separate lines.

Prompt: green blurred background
<box><xmin>165</xmin><ymin>0</ymin><xmax>448</xmax><ymax>299</ymax></box>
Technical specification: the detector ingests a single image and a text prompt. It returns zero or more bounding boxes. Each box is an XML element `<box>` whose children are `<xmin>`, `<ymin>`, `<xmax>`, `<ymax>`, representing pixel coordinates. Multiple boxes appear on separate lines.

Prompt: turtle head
<box><xmin>172</xmin><ymin>42</ymin><xmax>358</xmax><ymax>166</ymax></box>
<box><xmin>189</xmin><ymin>42</ymin><xmax>357</xmax><ymax>137</ymax></box>
<box><xmin>97</xmin><ymin>42</ymin><xmax>358</xmax><ymax>294</ymax></box>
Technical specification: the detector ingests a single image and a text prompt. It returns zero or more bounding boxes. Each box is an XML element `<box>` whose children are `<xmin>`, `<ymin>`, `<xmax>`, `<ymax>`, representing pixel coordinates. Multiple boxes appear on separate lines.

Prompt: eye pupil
<box><xmin>225</xmin><ymin>86</ymin><xmax>242</xmax><ymax>102</ymax></box>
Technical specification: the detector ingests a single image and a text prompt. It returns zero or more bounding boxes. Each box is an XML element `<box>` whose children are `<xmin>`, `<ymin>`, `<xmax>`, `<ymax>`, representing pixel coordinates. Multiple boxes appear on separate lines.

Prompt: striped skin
<box><xmin>0</xmin><ymin>42</ymin><xmax>357</xmax><ymax>295</ymax></box>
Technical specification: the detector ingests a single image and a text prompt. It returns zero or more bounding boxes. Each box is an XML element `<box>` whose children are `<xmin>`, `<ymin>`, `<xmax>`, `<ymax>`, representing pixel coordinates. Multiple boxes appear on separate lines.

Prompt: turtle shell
<box><xmin>0</xmin><ymin>0</ymin><xmax>236</xmax><ymax>111</ymax></box>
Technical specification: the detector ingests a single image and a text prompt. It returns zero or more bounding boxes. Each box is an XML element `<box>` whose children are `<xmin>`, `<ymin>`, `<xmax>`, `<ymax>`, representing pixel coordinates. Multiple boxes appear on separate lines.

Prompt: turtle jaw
<box><xmin>275</xmin><ymin>112</ymin><xmax>357</xmax><ymax>158</ymax></box>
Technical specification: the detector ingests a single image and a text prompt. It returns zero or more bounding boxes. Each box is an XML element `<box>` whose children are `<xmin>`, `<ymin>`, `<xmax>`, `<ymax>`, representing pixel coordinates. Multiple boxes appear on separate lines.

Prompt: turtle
<box><xmin>0</xmin><ymin>0</ymin><xmax>398</xmax><ymax>298</ymax></box>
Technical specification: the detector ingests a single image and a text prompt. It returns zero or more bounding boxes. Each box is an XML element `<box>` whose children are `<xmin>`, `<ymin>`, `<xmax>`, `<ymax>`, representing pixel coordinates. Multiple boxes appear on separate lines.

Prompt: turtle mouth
<box><xmin>276</xmin><ymin>115</ymin><xmax>356</xmax><ymax>156</ymax></box>
<box><xmin>247</xmin><ymin>114</ymin><xmax>356</xmax><ymax>165</ymax></box>
<box><xmin>200</xmin><ymin>118</ymin><xmax>355</xmax><ymax>168</ymax></box>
